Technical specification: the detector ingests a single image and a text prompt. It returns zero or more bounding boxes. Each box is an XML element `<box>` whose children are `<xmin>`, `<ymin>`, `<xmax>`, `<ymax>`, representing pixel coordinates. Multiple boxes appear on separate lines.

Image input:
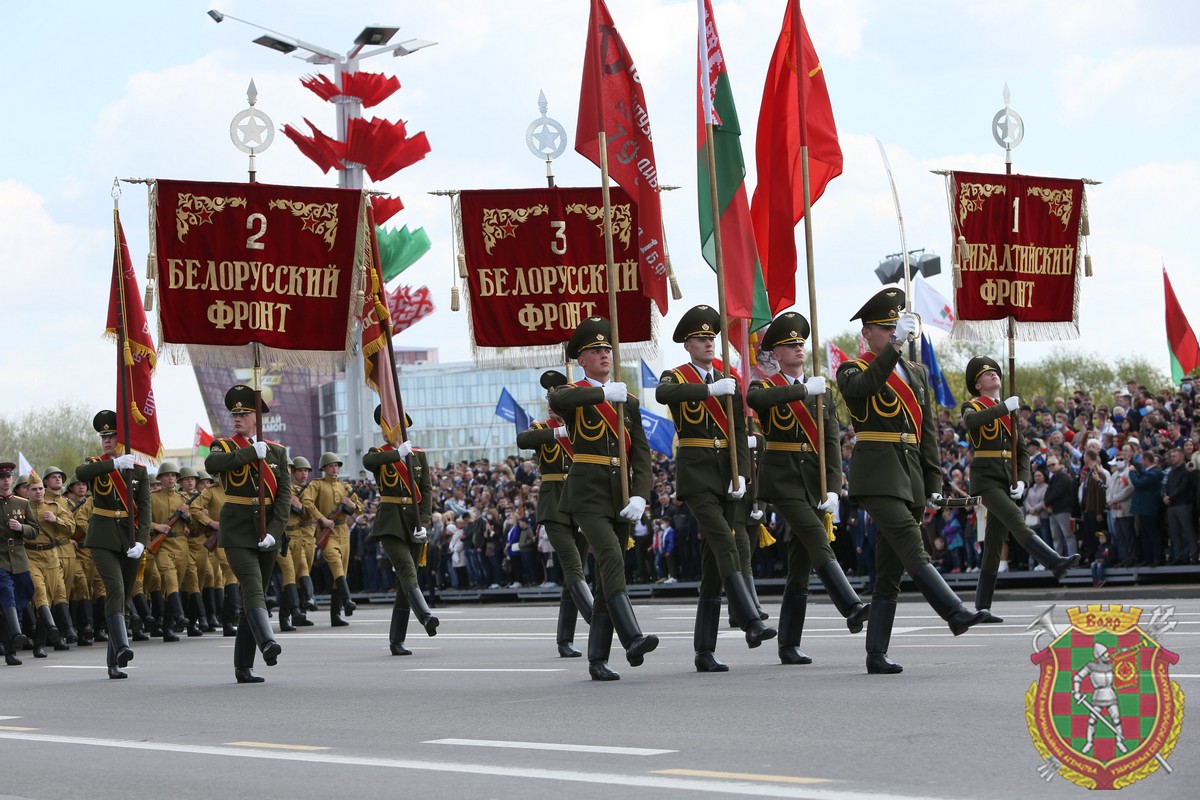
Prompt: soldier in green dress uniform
<box><xmin>75</xmin><ymin>410</ymin><xmax>151</xmax><ymax>679</ymax></box>
<box><xmin>656</xmin><ymin>305</ymin><xmax>775</xmax><ymax>672</ymax></box>
<box><xmin>550</xmin><ymin>317</ymin><xmax>658</xmax><ymax>681</ymax></box>
<box><xmin>835</xmin><ymin>290</ymin><xmax>985</xmax><ymax>674</ymax></box>
<box><xmin>517</xmin><ymin>370</ymin><xmax>593</xmax><ymax>658</ymax></box>
<box><xmin>0</xmin><ymin>461</ymin><xmax>36</xmax><ymax>664</ymax></box>
<box><xmin>748</xmin><ymin>311</ymin><xmax>870</xmax><ymax>665</ymax></box>
<box><xmin>362</xmin><ymin>407</ymin><xmax>439</xmax><ymax>655</ymax></box>
<box><xmin>204</xmin><ymin>385</ymin><xmax>290</xmax><ymax>684</ymax></box>
<box><xmin>961</xmin><ymin>355</ymin><xmax>1081</xmax><ymax>622</ymax></box>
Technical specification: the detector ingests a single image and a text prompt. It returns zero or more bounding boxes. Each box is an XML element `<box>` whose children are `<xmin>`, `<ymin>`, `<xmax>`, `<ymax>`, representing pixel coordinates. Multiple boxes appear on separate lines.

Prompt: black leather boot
<box><xmin>3</xmin><ymin>607</ymin><xmax>28</xmax><ymax>651</ymax></box>
<box><xmin>278</xmin><ymin>584</ymin><xmax>296</xmax><ymax>632</ymax></box>
<box><xmin>128</xmin><ymin>600</ymin><xmax>149</xmax><ymax>642</ymax></box>
<box><xmin>865</xmin><ymin>597</ymin><xmax>902</xmax><ymax>674</ymax></box>
<box><xmin>405</xmin><ymin>587</ymin><xmax>439</xmax><ymax>636</ymax></box>
<box><xmin>693</xmin><ymin>597</ymin><xmax>729</xmax><ymax>672</ymax></box>
<box><xmin>300</xmin><ymin>576</ymin><xmax>319</xmax><ymax>611</ymax></box>
<box><xmin>566</xmin><ymin>580</ymin><xmax>594</xmax><ymax>625</ymax></box>
<box><xmin>161</xmin><ymin>593</ymin><xmax>182</xmax><ymax>642</ymax></box>
<box><xmin>725</xmin><ymin>574</ymin><xmax>776</xmax><ymax>648</ymax></box>
<box><xmin>21</xmin><ymin>605</ymin><xmax>35</xmax><ymax>649</ymax></box>
<box><xmin>335</xmin><ymin>576</ymin><xmax>356</xmax><ymax>616</ymax></box>
<box><xmin>287</xmin><ymin>585</ymin><xmax>313</xmax><ymax>627</ymax></box>
<box><xmin>222</xmin><ymin>585</ymin><xmax>240</xmax><ymax>637</ymax></box>
<box><xmin>54</xmin><ymin>602</ymin><xmax>78</xmax><ymax>644</ymax></box>
<box><xmin>92</xmin><ymin>599</ymin><xmax>108</xmax><ymax>641</ymax></box>
<box><xmin>107</xmin><ymin>614</ymin><xmax>134</xmax><ymax>678</ymax></box>
<box><xmin>910</xmin><ymin>563</ymin><xmax>986</xmax><ymax>636</ymax></box>
<box><xmin>746</xmin><ymin>575</ymin><xmax>769</xmax><ymax>621</ymax></box>
<box><xmin>203</xmin><ymin>587</ymin><xmax>218</xmax><ymax>632</ymax></box>
<box><xmin>329</xmin><ymin>580</ymin><xmax>349</xmax><ymax>627</ymax></box>
<box><xmin>389</xmin><ymin>605</ymin><xmax>411</xmax><ymax>655</ymax></box>
<box><xmin>133</xmin><ymin>594</ymin><xmax>157</xmax><ymax>637</ymax></box>
<box><xmin>607</xmin><ymin>593</ymin><xmax>658</xmax><ymax>667</ymax></box>
<box><xmin>186</xmin><ymin>593</ymin><xmax>205</xmax><ymax>637</ymax></box>
<box><xmin>1025</xmin><ymin>534</ymin><xmax>1082</xmax><ymax>581</ymax></box>
<box><xmin>36</xmin><ymin>605</ymin><xmax>59</xmax><ymax>655</ymax></box>
<box><xmin>75</xmin><ymin>600</ymin><xmax>94</xmax><ymax>646</ymax></box>
<box><xmin>587</xmin><ymin>611</ymin><xmax>619</xmax><ymax>681</ymax></box>
<box><xmin>973</xmin><ymin>570</ymin><xmax>1004</xmax><ymax>623</ymax></box>
<box><xmin>1</xmin><ymin>609</ymin><xmax>24</xmax><ymax>665</ymax></box>
<box><xmin>816</xmin><ymin>561</ymin><xmax>870</xmax><ymax>633</ymax></box>
<box><xmin>245</xmin><ymin>607</ymin><xmax>281</xmax><ymax>666</ymax></box>
<box><xmin>233</xmin><ymin>621</ymin><xmax>263</xmax><ymax>683</ymax></box>
<box><xmin>777</xmin><ymin>592</ymin><xmax>813</xmax><ymax>665</ymax></box>
<box><xmin>556</xmin><ymin>592</ymin><xmax>580</xmax><ymax>658</ymax></box>
<box><xmin>150</xmin><ymin>590</ymin><xmax>166</xmax><ymax>634</ymax></box>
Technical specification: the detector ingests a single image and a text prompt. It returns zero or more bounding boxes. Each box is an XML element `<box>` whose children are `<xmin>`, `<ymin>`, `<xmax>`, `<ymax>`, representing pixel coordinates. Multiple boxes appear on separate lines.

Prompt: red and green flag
<box><xmin>1163</xmin><ymin>267</ymin><xmax>1200</xmax><ymax>384</ymax></box>
<box><xmin>697</xmin><ymin>0</ymin><xmax>770</xmax><ymax>335</ymax></box>
<box><xmin>193</xmin><ymin>424</ymin><xmax>214</xmax><ymax>458</ymax></box>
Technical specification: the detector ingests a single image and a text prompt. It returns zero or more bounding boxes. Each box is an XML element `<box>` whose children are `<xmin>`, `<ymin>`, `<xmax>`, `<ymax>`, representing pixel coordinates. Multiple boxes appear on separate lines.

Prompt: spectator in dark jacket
<box><xmin>1129</xmin><ymin>452</ymin><xmax>1165</xmax><ymax>566</ymax></box>
<box><xmin>1043</xmin><ymin>456</ymin><xmax>1078</xmax><ymax>557</ymax></box>
<box><xmin>1162</xmin><ymin>448</ymin><xmax>1198</xmax><ymax>564</ymax></box>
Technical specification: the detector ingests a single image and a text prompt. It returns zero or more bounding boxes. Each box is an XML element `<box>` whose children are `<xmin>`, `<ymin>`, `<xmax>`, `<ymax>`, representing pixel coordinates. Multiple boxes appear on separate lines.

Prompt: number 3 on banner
<box><xmin>246</xmin><ymin>213</ymin><xmax>267</xmax><ymax>250</ymax></box>
<box><xmin>1011</xmin><ymin>198</ymin><xmax>1019</xmax><ymax>234</ymax></box>
<box><xmin>550</xmin><ymin>220</ymin><xmax>566</xmax><ymax>255</ymax></box>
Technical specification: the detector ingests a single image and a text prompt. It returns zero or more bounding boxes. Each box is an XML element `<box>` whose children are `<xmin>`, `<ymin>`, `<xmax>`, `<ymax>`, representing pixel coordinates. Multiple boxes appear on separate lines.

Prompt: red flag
<box><xmin>1164</xmin><ymin>267</ymin><xmax>1200</xmax><ymax>383</ymax></box>
<box><xmin>386</xmin><ymin>285</ymin><xmax>436</xmax><ymax>335</ymax></box>
<box><xmin>825</xmin><ymin>340</ymin><xmax>850</xmax><ymax>375</ymax></box>
<box><xmin>193</xmin><ymin>424</ymin><xmax>214</xmax><ymax>457</ymax></box>
<box><xmin>361</xmin><ymin>206</ymin><xmax>403</xmax><ymax>443</ymax></box>
<box><xmin>106</xmin><ymin>210</ymin><xmax>163</xmax><ymax>461</ymax></box>
<box><xmin>750</xmin><ymin>0</ymin><xmax>843</xmax><ymax>316</ymax></box>
<box><xmin>576</xmin><ymin>0</ymin><xmax>669</xmax><ymax>314</ymax></box>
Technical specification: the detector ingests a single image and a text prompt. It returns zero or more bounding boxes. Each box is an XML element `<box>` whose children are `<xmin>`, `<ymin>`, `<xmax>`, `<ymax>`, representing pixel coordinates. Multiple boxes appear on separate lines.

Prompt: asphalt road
<box><xmin>1</xmin><ymin>595</ymin><xmax>1195</xmax><ymax>800</ymax></box>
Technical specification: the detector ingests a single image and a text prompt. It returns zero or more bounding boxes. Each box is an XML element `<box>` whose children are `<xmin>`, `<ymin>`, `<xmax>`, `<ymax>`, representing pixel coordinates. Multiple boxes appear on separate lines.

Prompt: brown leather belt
<box><xmin>678</xmin><ymin>437</ymin><xmax>729</xmax><ymax>450</ymax></box>
<box><xmin>973</xmin><ymin>450</ymin><xmax>1012</xmax><ymax>458</ymax></box>
<box><xmin>766</xmin><ymin>441</ymin><xmax>813</xmax><ymax>452</ymax></box>
<box><xmin>574</xmin><ymin>454</ymin><xmax>622</xmax><ymax>467</ymax></box>
<box><xmin>28</xmin><ymin>539</ymin><xmax>68</xmax><ymax>551</ymax></box>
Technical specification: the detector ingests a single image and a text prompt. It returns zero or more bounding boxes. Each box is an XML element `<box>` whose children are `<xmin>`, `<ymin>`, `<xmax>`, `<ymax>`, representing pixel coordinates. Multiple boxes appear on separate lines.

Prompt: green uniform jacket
<box><xmin>76</xmin><ymin>458</ymin><xmax>151</xmax><ymax>550</ymax></box>
<box><xmin>747</xmin><ymin>377</ymin><xmax>842</xmax><ymax>507</ymax></box>
<box><xmin>961</xmin><ymin>396</ymin><xmax>1030</xmax><ymax>492</ymax></box>
<box><xmin>836</xmin><ymin>345</ymin><xmax>940</xmax><ymax>505</ymax></box>
<box><xmin>362</xmin><ymin>446</ymin><xmax>433</xmax><ymax>541</ymax></box>
<box><xmin>0</xmin><ymin>494</ymin><xmax>37</xmax><ymax>573</ymax></box>
<box><xmin>549</xmin><ymin>384</ymin><xmax>652</xmax><ymax>515</ymax></box>
<box><xmin>516</xmin><ymin>421</ymin><xmax>573</xmax><ymax>526</ymax></box>
<box><xmin>205</xmin><ymin>439</ymin><xmax>290</xmax><ymax>548</ymax></box>
<box><xmin>656</xmin><ymin>365</ymin><xmax>750</xmax><ymax>497</ymax></box>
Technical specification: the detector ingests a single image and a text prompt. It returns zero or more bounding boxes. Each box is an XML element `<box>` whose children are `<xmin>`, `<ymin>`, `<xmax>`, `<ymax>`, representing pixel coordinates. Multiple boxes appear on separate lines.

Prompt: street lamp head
<box><xmin>254</xmin><ymin>34</ymin><xmax>299</xmax><ymax>55</ymax></box>
<box><xmin>393</xmin><ymin>38</ymin><xmax>436</xmax><ymax>57</ymax></box>
<box><xmin>207</xmin><ymin>9</ymin><xmax>224</xmax><ymax>23</ymax></box>
<box><xmin>355</xmin><ymin>25</ymin><xmax>399</xmax><ymax>47</ymax></box>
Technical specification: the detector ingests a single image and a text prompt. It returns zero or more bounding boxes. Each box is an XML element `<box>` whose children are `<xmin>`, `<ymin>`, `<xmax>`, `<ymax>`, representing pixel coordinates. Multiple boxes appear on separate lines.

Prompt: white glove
<box><xmin>804</xmin><ymin>376</ymin><xmax>827</xmax><ymax>396</ymax></box>
<box><xmin>126</xmin><ymin>542</ymin><xmax>145</xmax><ymax>560</ymax></box>
<box><xmin>727</xmin><ymin>477</ymin><xmax>747</xmax><ymax>500</ymax></box>
<box><xmin>602</xmin><ymin>382</ymin><xmax>628</xmax><ymax>403</ymax></box>
<box><xmin>749</xmin><ymin>508</ymin><xmax>764</xmax><ymax>521</ymax></box>
<box><xmin>619</xmin><ymin>495</ymin><xmax>646</xmax><ymax>521</ymax></box>
<box><xmin>252</xmin><ymin>441</ymin><xmax>269</xmax><ymax>459</ymax></box>
<box><xmin>892</xmin><ymin>313</ymin><xmax>918</xmax><ymax>342</ymax></box>
<box><xmin>1004</xmin><ymin>395</ymin><xmax>1020</xmax><ymax>412</ymax></box>
<box><xmin>926</xmin><ymin>492</ymin><xmax>944</xmax><ymax>509</ymax></box>
<box><xmin>257</xmin><ymin>533</ymin><xmax>276</xmax><ymax>550</ymax></box>
<box><xmin>412</xmin><ymin>527</ymin><xmax>428</xmax><ymax>543</ymax></box>
<box><xmin>708</xmin><ymin>377</ymin><xmax>737</xmax><ymax>397</ymax></box>
<box><xmin>113</xmin><ymin>454</ymin><xmax>135</xmax><ymax>471</ymax></box>
<box><xmin>818</xmin><ymin>491</ymin><xmax>838</xmax><ymax>514</ymax></box>
<box><xmin>1010</xmin><ymin>480</ymin><xmax>1027</xmax><ymax>499</ymax></box>
<box><xmin>553</xmin><ymin>426</ymin><xmax>568</xmax><ymax>439</ymax></box>
<box><xmin>396</xmin><ymin>440</ymin><xmax>414</xmax><ymax>458</ymax></box>
<box><xmin>746</xmin><ymin>435</ymin><xmax>758</xmax><ymax>449</ymax></box>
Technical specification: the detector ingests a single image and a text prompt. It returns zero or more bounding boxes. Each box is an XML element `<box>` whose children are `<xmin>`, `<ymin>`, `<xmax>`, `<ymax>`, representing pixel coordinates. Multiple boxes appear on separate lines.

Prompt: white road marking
<box><xmin>0</xmin><ymin>731</ymin><xmax>968</xmax><ymax>800</ymax></box>
<box><xmin>42</xmin><ymin>665</ymin><xmax>125</xmax><ymax>669</ymax></box>
<box><xmin>406</xmin><ymin>668</ymin><xmax>566</xmax><ymax>673</ymax></box>
<box><xmin>424</xmin><ymin>738</ymin><xmax>675</xmax><ymax>756</ymax></box>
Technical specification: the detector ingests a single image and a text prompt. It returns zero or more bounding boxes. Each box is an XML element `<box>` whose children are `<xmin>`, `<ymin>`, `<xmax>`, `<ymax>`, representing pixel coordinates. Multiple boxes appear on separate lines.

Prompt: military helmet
<box><xmin>196</xmin><ymin>469</ymin><xmax>213</xmax><ymax>482</ymax></box>
<box><xmin>66</xmin><ymin>472</ymin><xmax>84</xmax><ymax>488</ymax></box>
<box><xmin>42</xmin><ymin>465</ymin><xmax>67</xmax><ymax>482</ymax></box>
<box><xmin>93</xmin><ymin>410</ymin><xmax>118</xmax><ymax>435</ymax></box>
<box><xmin>157</xmin><ymin>460</ymin><xmax>181</xmax><ymax>476</ymax></box>
<box><xmin>565</xmin><ymin>316</ymin><xmax>613</xmax><ymax>360</ymax></box>
<box><xmin>14</xmin><ymin>474</ymin><xmax>30</xmax><ymax>489</ymax></box>
<box><xmin>759</xmin><ymin>311</ymin><xmax>811</xmax><ymax>351</ymax></box>
<box><xmin>965</xmin><ymin>355</ymin><xmax>1003</xmax><ymax>390</ymax></box>
<box><xmin>291</xmin><ymin>456</ymin><xmax>312</xmax><ymax>470</ymax></box>
<box><xmin>225</xmin><ymin>384</ymin><xmax>268</xmax><ymax>415</ymax></box>
<box><xmin>319</xmin><ymin>452</ymin><xmax>343</xmax><ymax>469</ymax></box>
<box><xmin>178</xmin><ymin>466</ymin><xmax>198</xmax><ymax>480</ymax></box>
<box><xmin>672</xmin><ymin>305</ymin><xmax>720</xmax><ymax>343</ymax></box>
<box><xmin>850</xmin><ymin>288</ymin><xmax>905</xmax><ymax>326</ymax></box>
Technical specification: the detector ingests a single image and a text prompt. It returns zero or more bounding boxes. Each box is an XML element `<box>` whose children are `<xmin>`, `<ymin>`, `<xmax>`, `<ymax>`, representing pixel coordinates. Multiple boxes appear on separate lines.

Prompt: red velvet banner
<box><xmin>459</xmin><ymin>187</ymin><xmax>652</xmax><ymax>347</ymax></box>
<box><xmin>951</xmin><ymin>171</ymin><xmax>1084</xmax><ymax>325</ymax></box>
<box><xmin>154</xmin><ymin>180</ymin><xmax>365</xmax><ymax>352</ymax></box>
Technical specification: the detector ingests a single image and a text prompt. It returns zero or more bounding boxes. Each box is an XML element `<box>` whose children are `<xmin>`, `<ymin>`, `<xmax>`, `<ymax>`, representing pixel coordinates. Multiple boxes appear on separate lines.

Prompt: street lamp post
<box><xmin>208</xmin><ymin>9</ymin><xmax>435</xmax><ymax>470</ymax></box>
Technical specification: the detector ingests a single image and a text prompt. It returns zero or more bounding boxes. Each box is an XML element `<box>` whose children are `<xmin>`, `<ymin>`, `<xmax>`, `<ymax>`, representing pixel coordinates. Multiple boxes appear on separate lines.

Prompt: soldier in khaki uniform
<box><xmin>175</xmin><ymin>467</ymin><xmax>212</xmax><ymax>632</ymax></box>
<box><xmin>286</xmin><ymin>457</ymin><xmax>319</xmax><ymax>619</ymax></box>
<box><xmin>76</xmin><ymin>410</ymin><xmax>151</xmax><ymax>679</ymax></box>
<box><xmin>60</xmin><ymin>471</ymin><xmax>98</xmax><ymax>644</ymax></box>
<box><xmin>25</xmin><ymin>477</ymin><xmax>75</xmax><ymax>655</ymax></box>
<box><xmin>0</xmin><ymin>461</ymin><xmax>36</xmax><ymax>665</ymax></box>
<box><xmin>836</xmin><ymin>290</ymin><xmax>984</xmax><ymax>674</ymax></box>
<box><xmin>204</xmin><ymin>385</ymin><xmax>290</xmax><ymax>683</ymax></box>
<box><xmin>150</xmin><ymin>461</ymin><xmax>200</xmax><ymax>640</ymax></box>
<box><xmin>550</xmin><ymin>317</ymin><xmax>658</xmax><ymax>681</ymax></box>
<box><xmin>362</xmin><ymin>407</ymin><xmax>438</xmax><ymax>655</ymax></box>
<box><xmin>274</xmin><ymin>458</ymin><xmax>313</xmax><ymax>631</ymax></box>
<box><xmin>657</xmin><ymin>306</ymin><xmax>774</xmax><ymax>672</ymax></box>
<box><xmin>517</xmin><ymin>371</ymin><xmax>593</xmax><ymax>659</ymax></box>
<box><xmin>748</xmin><ymin>312</ymin><xmax>870</xmax><ymax>665</ymax></box>
<box><xmin>302</xmin><ymin>453</ymin><xmax>362</xmax><ymax>627</ymax></box>
<box><xmin>190</xmin><ymin>474</ymin><xmax>238</xmax><ymax>636</ymax></box>
<box><xmin>960</xmin><ymin>356</ymin><xmax>1080</xmax><ymax>622</ymax></box>
<box><xmin>70</xmin><ymin>479</ymin><xmax>108</xmax><ymax>643</ymax></box>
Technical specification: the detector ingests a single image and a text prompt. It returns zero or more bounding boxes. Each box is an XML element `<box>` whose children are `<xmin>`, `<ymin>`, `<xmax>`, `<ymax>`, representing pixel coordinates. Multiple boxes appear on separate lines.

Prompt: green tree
<box><xmin>0</xmin><ymin>402</ymin><xmax>96</xmax><ymax>477</ymax></box>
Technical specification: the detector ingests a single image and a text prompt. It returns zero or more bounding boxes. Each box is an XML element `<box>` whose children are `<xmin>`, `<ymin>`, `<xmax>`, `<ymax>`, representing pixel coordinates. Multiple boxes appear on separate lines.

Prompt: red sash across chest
<box><xmin>972</xmin><ymin>395</ymin><xmax>1012</xmax><ymax>436</ymax></box>
<box><xmin>537</xmin><ymin>421</ymin><xmax>574</xmax><ymax>459</ymax></box>
<box><xmin>231</xmin><ymin>434</ymin><xmax>279</xmax><ymax>501</ymax></box>
<box><xmin>672</xmin><ymin>364</ymin><xmax>731</xmax><ymax>438</ymax></box>
<box><xmin>380</xmin><ymin>443</ymin><xmax>421</xmax><ymax>502</ymax></box>
<box><xmin>859</xmin><ymin>352</ymin><xmax>923</xmax><ymax>435</ymax></box>
<box><xmin>98</xmin><ymin>454</ymin><xmax>133</xmax><ymax>519</ymax></box>
<box><xmin>575</xmin><ymin>380</ymin><xmax>632</xmax><ymax>455</ymax></box>
<box><xmin>768</xmin><ymin>373</ymin><xmax>820</xmax><ymax>446</ymax></box>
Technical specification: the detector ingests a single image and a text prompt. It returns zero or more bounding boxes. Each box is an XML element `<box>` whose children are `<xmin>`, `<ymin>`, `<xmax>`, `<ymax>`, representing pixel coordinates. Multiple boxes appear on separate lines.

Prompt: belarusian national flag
<box><xmin>697</xmin><ymin>0</ymin><xmax>770</xmax><ymax>334</ymax></box>
<box><xmin>1164</xmin><ymin>267</ymin><xmax>1200</xmax><ymax>384</ymax></box>
<box><xmin>193</xmin><ymin>425</ymin><xmax>214</xmax><ymax>458</ymax></box>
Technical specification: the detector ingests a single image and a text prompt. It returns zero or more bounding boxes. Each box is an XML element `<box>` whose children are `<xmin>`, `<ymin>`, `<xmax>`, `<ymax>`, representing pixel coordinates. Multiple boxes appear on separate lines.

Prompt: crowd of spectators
<box><xmin>305</xmin><ymin>375</ymin><xmax>1200</xmax><ymax>598</ymax></box>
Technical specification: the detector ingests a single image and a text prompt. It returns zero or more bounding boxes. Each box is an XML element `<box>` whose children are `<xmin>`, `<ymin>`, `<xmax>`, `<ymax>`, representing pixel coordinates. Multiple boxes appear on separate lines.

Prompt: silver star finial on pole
<box><xmin>526</xmin><ymin>90</ymin><xmax>567</xmax><ymax>187</ymax></box>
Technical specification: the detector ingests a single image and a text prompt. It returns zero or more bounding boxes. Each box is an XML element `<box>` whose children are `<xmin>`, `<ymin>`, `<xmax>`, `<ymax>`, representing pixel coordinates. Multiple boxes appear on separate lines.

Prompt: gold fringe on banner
<box><xmin>824</xmin><ymin>513</ymin><xmax>835</xmax><ymax>542</ymax></box>
<box><xmin>757</xmin><ymin>524</ymin><xmax>775</xmax><ymax>548</ymax></box>
<box><xmin>418</xmin><ymin>543</ymin><xmax>427</xmax><ymax>567</ymax></box>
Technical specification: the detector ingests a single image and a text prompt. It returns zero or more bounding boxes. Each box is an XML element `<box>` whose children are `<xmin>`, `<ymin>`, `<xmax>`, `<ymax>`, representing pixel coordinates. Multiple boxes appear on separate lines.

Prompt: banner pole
<box><xmin>112</xmin><ymin>200</ymin><xmax>137</xmax><ymax>549</ymax></box>
<box><xmin>597</xmin><ymin>131</ymin><xmax>629</xmax><ymax>506</ymax></box>
<box><xmin>1006</xmin><ymin>157</ymin><xmax>1019</xmax><ymax>489</ymax></box>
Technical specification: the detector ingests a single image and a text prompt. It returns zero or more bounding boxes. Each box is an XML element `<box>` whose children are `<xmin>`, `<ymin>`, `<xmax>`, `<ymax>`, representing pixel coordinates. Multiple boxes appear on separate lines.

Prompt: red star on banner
<box><xmin>499</xmin><ymin>221</ymin><xmax>518</xmax><ymax>238</ymax></box>
<box><xmin>302</xmin><ymin>215</ymin><xmax>321</xmax><ymax>233</ymax></box>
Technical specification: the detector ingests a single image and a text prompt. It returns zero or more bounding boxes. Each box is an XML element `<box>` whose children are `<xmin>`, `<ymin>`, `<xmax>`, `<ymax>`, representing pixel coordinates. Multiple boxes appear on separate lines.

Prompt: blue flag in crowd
<box><xmin>640</xmin><ymin>407</ymin><xmax>676</xmax><ymax>457</ymax></box>
<box><xmin>495</xmin><ymin>388</ymin><xmax>531</xmax><ymax>433</ymax></box>
<box><xmin>920</xmin><ymin>333</ymin><xmax>956</xmax><ymax>407</ymax></box>
<box><xmin>640</xmin><ymin>359</ymin><xmax>659</xmax><ymax>389</ymax></box>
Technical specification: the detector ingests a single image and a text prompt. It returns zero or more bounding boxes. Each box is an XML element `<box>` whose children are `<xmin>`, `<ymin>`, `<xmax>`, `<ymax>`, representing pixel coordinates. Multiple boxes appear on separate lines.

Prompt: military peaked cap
<box><xmin>759</xmin><ymin>311</ymin><xmax>811</xmax><ymax>350</ymax></box>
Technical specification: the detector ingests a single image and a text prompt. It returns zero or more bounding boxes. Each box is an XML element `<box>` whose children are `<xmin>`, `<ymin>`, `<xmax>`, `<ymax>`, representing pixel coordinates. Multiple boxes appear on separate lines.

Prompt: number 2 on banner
<box><xmin>246</xmin><ymin>213</ymin><xmax>267</xmax><ymax>250</ymax></box>
<box><xmin>550</xmin><ymin>221</ymin><xmax>566</xmax><ymax>255</ymax></box>
<box><xmin>1011</xmin><ymin>198</ymin><xmax>1019</xmax><ymax>234</ymax></box>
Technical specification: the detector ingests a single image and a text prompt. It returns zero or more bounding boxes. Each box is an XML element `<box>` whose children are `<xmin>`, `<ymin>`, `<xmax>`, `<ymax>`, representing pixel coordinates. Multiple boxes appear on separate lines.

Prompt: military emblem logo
<box><xmin>1025</xmin><ymin>604</ymin><xmax>1184</xmax><ymax>789</ymax></box>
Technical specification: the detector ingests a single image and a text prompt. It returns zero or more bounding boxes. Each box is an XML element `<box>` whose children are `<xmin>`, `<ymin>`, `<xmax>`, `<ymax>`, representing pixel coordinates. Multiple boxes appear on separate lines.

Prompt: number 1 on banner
<box><xmin>1012</xmin><ymin>198</ymin><xmax>1019</xmax><ymax>234</ymax></box>
<box><xmin>246</xmin><ymin>213</ymin><xmax>267</xmax><ymax>250</ymax></box>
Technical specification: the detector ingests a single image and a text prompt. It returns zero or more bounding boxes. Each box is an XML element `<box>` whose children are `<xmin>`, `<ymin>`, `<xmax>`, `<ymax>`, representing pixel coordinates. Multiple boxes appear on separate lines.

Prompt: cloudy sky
<box><xmin>2</xmin><ymin>0</ymin><xmax>1195</xmax><ymax>448</ymax></box>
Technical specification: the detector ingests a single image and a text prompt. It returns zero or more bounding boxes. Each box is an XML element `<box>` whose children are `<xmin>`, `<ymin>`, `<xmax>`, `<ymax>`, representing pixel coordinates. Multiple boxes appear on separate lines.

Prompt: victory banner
<box><xmin>153</xmin><ymin>179</ymin><xmax>368</xmax><ymax>367</ymax></box>
<box><xmin>948</xmin><ymin>171</ymin><xmax>1087</xmax><ymax>340</ymax></box>
<box><xmin>458</xmin><ymin>187</ymin><xmax>653</xmax><ymax>353</ymax></box>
